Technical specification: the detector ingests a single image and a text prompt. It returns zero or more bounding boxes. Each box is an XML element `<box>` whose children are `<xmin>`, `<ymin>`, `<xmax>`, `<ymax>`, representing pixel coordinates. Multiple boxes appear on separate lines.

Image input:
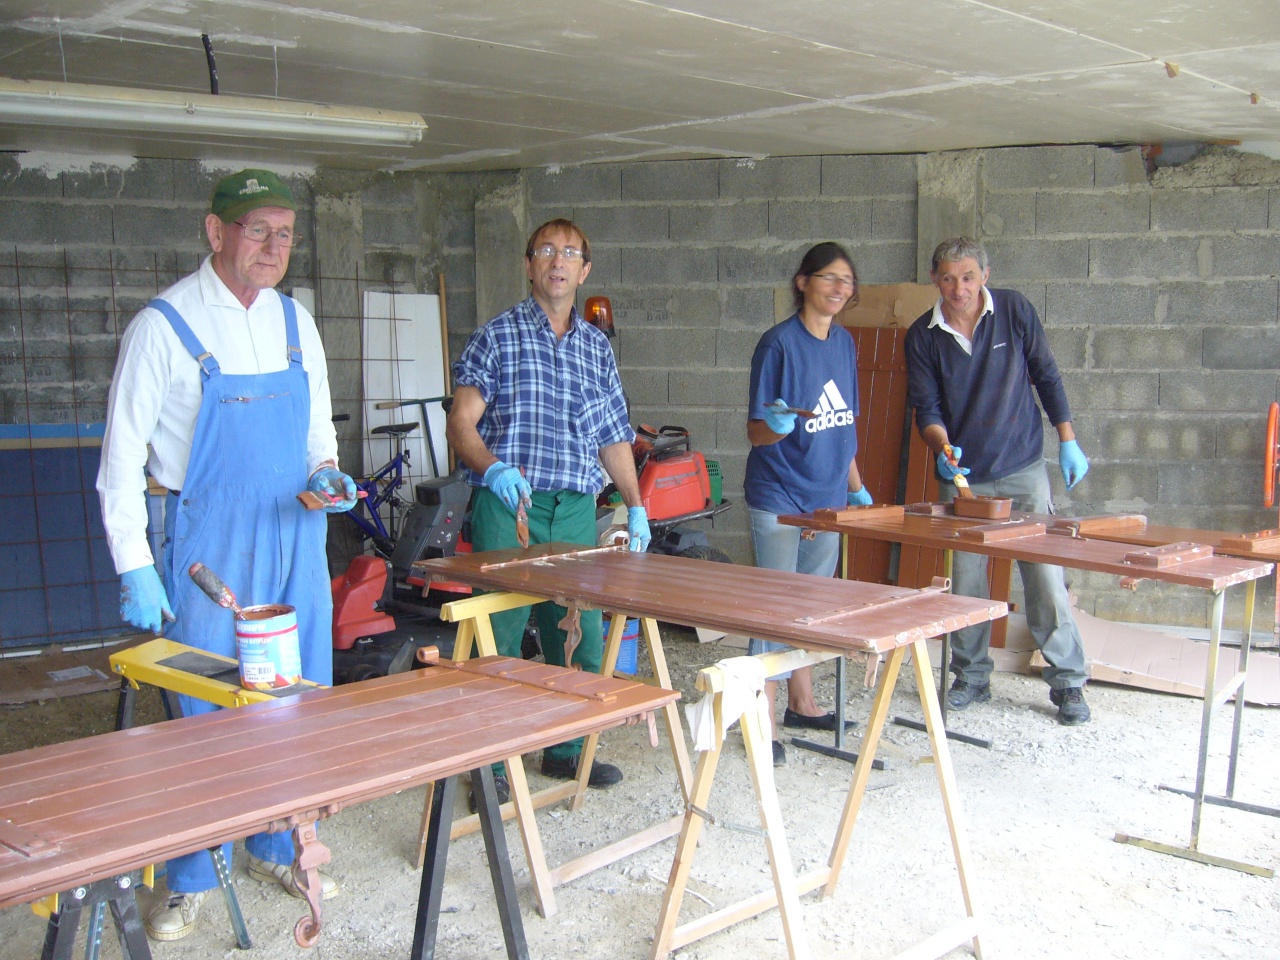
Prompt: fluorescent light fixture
<box><xmin>0</xmin><ymin>77</ymin><xmax>426</xmax><ymax>147</ymax></box>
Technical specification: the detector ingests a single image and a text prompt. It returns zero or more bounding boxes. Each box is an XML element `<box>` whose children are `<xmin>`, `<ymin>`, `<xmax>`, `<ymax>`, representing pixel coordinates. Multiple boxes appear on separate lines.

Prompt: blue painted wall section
<box><xmin>0</xmin><ymin>423</ymin><xmax>130</xmax><ymax>649</ymax></box>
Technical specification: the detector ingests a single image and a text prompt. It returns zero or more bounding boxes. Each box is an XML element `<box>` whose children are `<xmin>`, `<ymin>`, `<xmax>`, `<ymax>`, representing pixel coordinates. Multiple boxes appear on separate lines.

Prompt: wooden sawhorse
<box><xmin>653</xmin><ymin>638</ymin><xmax>983</xmax><ymax>960</ymax></box>
<box><xmin>414</xmin><ymin>590</ymin><xmax>694</xmax><ymax>919</ymax></box>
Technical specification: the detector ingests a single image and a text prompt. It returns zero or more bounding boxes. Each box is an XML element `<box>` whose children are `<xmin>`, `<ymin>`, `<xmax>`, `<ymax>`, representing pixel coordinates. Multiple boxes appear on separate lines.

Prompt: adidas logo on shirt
<box><xmin>805</xmin><ymin>380</ymin><xmax>855</xmax><ymax>433</ymax></box>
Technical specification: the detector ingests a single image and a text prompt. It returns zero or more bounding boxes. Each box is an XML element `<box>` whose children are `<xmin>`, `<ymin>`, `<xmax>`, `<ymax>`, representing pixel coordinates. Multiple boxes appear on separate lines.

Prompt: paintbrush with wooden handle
<box><xmin>942</xmin><ymin>444</ymin><xmax>975</xmax><ymax>499</ymax></box>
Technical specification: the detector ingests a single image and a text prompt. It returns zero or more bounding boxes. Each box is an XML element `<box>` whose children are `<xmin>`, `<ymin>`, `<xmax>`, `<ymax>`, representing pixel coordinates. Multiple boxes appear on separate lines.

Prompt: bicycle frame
<box><xmin>346</xmin><ymin>444</ymin><xmax>409</xmax><ymax>547</ymax></box>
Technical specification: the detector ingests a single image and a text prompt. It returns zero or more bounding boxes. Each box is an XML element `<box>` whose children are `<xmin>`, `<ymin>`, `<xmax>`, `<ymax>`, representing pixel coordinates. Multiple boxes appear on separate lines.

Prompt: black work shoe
<box><xmin>946</xmin><ymin>679</ymin><xmax>991</xmax><ymax>710</ymax></box>
<box><xmin>1050</xmin><ymin>686</ymin><xmax>1091</xmax><ymax>726</ymax></box>
<box><xmin>782</xmin><ymin>707</ymin><xmax>856</xmax><ymax>732</ymax></box>
<box><xmin>772</xmin><ymin>740</ymin><xmax>787</xmax><ymax>767</ymax></box>
<box><xmin>468</xmin><ymin>774</ymin><xmax>511</xmax><ymax>813</ymax></box>
<box><xmin>540</xmin><ymin>753</ymin><xmax>624</xmax><ymax>788</ymax></box>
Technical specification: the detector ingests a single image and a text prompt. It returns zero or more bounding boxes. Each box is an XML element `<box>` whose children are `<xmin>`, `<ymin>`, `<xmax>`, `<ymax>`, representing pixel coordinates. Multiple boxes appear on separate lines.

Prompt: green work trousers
<box><xmin>470</xmin><ymin>486</ymin><xmax>604</xmax><ymax>761</ymax></box>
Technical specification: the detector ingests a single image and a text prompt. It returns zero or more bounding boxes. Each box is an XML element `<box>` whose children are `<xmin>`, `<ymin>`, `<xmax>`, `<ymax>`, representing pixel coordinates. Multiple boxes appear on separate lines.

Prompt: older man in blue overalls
<box><xmin>97</xmin><ymin>169</ymin><xmax>356</xmax><ymax>941</ymax></box>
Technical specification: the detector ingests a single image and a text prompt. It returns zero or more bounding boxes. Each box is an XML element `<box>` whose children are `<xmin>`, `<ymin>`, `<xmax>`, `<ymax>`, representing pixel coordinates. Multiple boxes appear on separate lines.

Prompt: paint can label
<box><xmin>235</xmin><ymin>604</ymin><xmax>303</xmax><ymax>691</ymax></box>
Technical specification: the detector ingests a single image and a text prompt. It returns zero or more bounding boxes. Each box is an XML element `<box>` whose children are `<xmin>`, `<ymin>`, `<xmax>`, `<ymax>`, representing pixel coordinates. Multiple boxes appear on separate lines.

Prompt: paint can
<box><xmin>234</xmin><ymin>604</ymin><xmax>303</xmax><ymax>691</ymax></box>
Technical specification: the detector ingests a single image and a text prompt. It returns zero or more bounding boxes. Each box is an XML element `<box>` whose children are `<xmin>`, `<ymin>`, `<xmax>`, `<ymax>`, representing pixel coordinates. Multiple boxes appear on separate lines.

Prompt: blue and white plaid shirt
<box><xmin>453</xmin><ymin>296</ymin><xmax>634</xmax><ymax>495</ymax></box>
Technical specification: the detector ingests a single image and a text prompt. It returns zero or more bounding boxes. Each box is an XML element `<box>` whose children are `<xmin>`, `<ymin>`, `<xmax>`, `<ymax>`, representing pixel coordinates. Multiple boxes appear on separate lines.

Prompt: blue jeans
<box><xmin>747</xmin><ymin>508</ymin><xmax>840</xmax><ymax>680</ymax></box>
<box><xmin>943</xmin><ymin>460</ymin><xmax>1088</xmax><ymax>690</ymax></box>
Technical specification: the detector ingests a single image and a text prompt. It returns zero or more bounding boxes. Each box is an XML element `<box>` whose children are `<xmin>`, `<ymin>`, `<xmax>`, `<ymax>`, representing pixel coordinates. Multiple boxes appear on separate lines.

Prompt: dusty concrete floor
<box><xmin>2</xmin><ymin>627</ymin><xmax>1279</xmax><ymax>960</ymax></box>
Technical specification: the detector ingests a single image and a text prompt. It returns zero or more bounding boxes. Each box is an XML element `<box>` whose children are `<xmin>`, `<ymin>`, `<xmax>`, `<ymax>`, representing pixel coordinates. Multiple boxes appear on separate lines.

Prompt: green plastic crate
<box><xmin>706</xmin><ymin>459</ymin><xmax>722</xmax><ymax>504</ymax></box>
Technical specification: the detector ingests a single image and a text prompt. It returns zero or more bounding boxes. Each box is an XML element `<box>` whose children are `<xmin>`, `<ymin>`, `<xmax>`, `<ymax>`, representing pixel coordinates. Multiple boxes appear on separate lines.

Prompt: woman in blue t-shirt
<box><xmin>744</xmin><ymin>241</ymin><xmax>871</xmax><ymax>765</ymax></box>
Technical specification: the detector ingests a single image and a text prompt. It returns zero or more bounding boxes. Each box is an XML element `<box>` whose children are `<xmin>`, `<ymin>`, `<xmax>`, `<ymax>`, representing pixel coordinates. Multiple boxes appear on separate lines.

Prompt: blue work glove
<box><xmin>120</xmin><ymin>565</ymin><xmax>173</xmax><ymax>635</ymax></box>
<box><xmin>308</xmin><ymin>465</ymin><xmax>359</xmax><ymax>513</ymax></box>
<box><xmin>936</xmin><ymin>446</ymin><xmax>970</xmax><ymax>482</ymax></box>
<box><xmin>627</xmin><ymin>506</ymin><xmax>652</xmax><ymax>553</ymax></box>
<box><xmin>1059</xmin><ymin>439</ymin><xmax>1089</xmax><ymax>491</ymax></box>
<box><xmin>847</xmin><ymin>487</ymin><xmax>873</xmax><ymax>507</ymax></box>
<box><xmin>484</xmin><ymin>461</ymin><xmax>532</xmax><ymax>515</ymax></box>
<box><xmin>763</xmin><ymin>399</ymin><xmax>797</xmax><ymax>436</ymax></box>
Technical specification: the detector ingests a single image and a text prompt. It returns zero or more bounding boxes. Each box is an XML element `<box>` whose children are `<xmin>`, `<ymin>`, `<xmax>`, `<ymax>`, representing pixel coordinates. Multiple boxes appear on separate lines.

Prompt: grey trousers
<box><xmin>942</xmin><ymin>459</ymin><xmax>1088</xmax><ymax>690</ymax></box>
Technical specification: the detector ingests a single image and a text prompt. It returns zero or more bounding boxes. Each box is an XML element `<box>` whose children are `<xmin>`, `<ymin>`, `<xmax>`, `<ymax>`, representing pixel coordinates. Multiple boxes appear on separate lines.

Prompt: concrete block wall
<box><xmin>972</xmin><ymin>144</ymin><xmax>1280</xmax><ymax>626</ymax></box>
<box><xmin>508</xmin><ymin>144</ymin><xmax>1280</xmax><ymax>628</ymax></box>
<box><xmin>7</xmin><ymin>143</ymin><xmax>1280</xmax><ymax>634</ymax></box>
<box><xmin>0</xmin><ymin>155</ymin><xmax>316</xmax><ymax>427</ymax></box>
<box><xmin>0</xmin><ymin>155</ymin><xmax>319</xmax><ymax>646</ymax></box>
<box><xmin>522</xmin><ymin>154</ymin><xmax>920</xmax><ymax>565</ymax></box>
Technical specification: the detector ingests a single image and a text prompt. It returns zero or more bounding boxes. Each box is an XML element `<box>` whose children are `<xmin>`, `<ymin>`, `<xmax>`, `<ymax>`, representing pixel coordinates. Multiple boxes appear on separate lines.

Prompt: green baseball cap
<box><xmin>210</xmin><ymin>168</ymin><xmax>297</xmax><ymax>222</ymax></box>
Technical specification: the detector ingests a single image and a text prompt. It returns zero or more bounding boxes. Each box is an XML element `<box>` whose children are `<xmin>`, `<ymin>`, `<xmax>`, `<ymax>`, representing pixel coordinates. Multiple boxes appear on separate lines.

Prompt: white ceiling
<box><xmin>0</xmin><ymin>1</ymin><xmax>1277</xmax><ymax>171</ymax></box>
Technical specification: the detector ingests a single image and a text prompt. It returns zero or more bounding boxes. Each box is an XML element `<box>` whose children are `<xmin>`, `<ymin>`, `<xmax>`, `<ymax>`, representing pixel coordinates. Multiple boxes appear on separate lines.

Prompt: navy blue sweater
<box><xmin>904</xmin><ymin>288</ymin><xmax>1071</xmax><ymax>484</ymax></box>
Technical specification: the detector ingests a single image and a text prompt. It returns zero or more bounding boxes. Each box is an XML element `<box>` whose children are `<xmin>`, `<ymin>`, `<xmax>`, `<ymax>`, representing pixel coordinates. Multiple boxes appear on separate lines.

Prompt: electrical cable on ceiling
<box><xmin>201</xmin><ymin>33</ymin><xmax>219</xmax><ymax>95</ymax></box>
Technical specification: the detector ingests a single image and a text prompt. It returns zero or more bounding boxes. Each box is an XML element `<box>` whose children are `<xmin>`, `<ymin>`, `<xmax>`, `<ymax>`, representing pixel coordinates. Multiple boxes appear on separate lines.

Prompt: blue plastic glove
<box><xmin>627</xmin><ymin>506</ymin><xmax>652</xmax><ymax>553</ymax></box>
<box><xmin>120</xmin><ymin>565</ymin><xmax>173</xmax><ymax>635</ymax></box>
<box><xmin>484</xmin><ymin>461</ymin><xmax>532</xmax><ymax>515</ymax></box>
<box><xmin>847</xmin><ymin>487</ymin><xmax>873</xmax><ymax>507</ymax></box>
<box><xmin>936</xmin><ymin>446</ymin><xmax>970</xmax><ymax>482</ymax></box>
<box><xmin>763</xmin><ymin>399</ymin><xmax>798</xmax><ymax>436</ymax></box>
<box><xmin>1059</xmin><ymin>439</ymin><xmax>1089</xmax><ymax>491</ymax></box>
<box><xmin>308</xmin><ymin>465</ymin><xmax>359</xmax><ymax>513</ymax></box>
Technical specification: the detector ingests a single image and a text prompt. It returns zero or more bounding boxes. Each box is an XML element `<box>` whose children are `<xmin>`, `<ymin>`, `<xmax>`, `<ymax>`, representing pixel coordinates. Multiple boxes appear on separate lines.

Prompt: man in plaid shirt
<box><xmin>447</xmin><ymin>218</ymin><xmax>650</xmax><ymax>792</ymax></box>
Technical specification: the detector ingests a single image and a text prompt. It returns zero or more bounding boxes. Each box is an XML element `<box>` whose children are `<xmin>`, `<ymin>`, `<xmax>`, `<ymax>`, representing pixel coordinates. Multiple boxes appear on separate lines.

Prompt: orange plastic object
<box><xmin>1266</xmin><ymin>401</ymin><xmax>1279</xmax><ymax>508</ymax></box>
<box><xmin>584</xmin><ymin>295</ymin><xmax>614</xmax><ymax>337</ymax></box>
<box><xmin>331</xmin><ymin>555</ymin><xmax>396</xmax><ymax>650</ymax></box>
<box><xmin>638</xmin><ymin>450</ymin><xmax>710</xmax><ymax>520</ymax></box>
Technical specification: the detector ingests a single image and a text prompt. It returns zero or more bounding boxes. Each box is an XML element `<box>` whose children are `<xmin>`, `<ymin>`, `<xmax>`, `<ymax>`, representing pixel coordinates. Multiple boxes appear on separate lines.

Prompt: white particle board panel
<box><xmin>362</xmin><ymin>292</ymin><xmax>447</xmax><ymax>491</ymax></box>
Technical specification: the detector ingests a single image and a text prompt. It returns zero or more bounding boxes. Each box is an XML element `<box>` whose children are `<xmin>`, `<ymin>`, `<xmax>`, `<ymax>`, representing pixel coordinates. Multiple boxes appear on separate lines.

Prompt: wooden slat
<box><xmin>898</xmin><ymin>405</ymin><xmax>946</xmax><ymax>590</ymax></box>
<box><xmin>1049</xmin><ymin>514</ymin><xmax>1149</xmax><ymax>538</ymax></box>
<box><xmin>848</xmin><ymin>326</ymin><xmax>909</xmax><ymax>585</ymax></box>
<box><xmin>1122</xmin><ymin>542</ymin><xmax>1214</xmax><ymax>569</ymax></box>
<box><xmin>954</xmin><ymin>520</ymin><xmax>1047</xmax><ymax>544</ymax></box>
<box><xmin>1218</xmin><ymin>529</ymin><xmax>1280</xmax><ymax>553</ymax></box>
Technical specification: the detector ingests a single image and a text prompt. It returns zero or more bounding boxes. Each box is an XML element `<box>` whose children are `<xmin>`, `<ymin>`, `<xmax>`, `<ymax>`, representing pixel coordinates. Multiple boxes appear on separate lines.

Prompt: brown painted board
<box><xmin>0</xmin><ymin>658</ymin><xmax>678</xmax><ymax>910</ymax></box>
<box><xmin>813</xmin><ymin>504</ymin><xmax>905</xmax><ymax>523</ymax></box>
<box><xmin>1049</xmin><ymin>514</ymin><xmax>1149</xmax><ymax>538</ymax></box>
<box><xmin>416</xmin><ymin>545</ymin><xmax>1007</xmax><ymax>656</ymax></box>
<box><xmin>846</xmin><ymin>326</ymin><xmax>911</xmax><ymax>584</ymax></box>
<box><xmin>1095</xmin><ymin>522</ymin><xmax>1280</xmax><ymax>565</ymax></box>
<box><xmin>1218</xmin><ymin>529</ymin><xmax>1280</xmax><ymax>554</ymax></box>
<box><xmin>898</xmin><ymin>405</ymin><xmax>948</xmax><ymax>590</ymax></box>
<box><xmin>1122</xmin><ymin>542</ymin><xmax>1215</xmax><ymax>569</ymax></box>
<box><xmin>1019</xmin><ymin>512</ymin><xmax>1280</xmax><ymax>565</ymax></box>
<box><xmin>778</xmin><ymin>511</ymin><xmax>1272</xmax><ymax>591</ymax></box>
<box><xmin>954</xmin><ymin>520</ymin><xmax>1047</xmax><ymax>543</ymax></box>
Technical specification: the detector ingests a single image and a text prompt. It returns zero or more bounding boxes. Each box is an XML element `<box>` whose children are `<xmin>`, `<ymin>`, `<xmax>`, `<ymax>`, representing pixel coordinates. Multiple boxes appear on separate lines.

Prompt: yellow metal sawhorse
<box><xmin>652</xmin><ymin>638</ymin><xmax>984</xmax><ymax>960</ymax></box>
<box><xmin>413</xmin><ymin>590</ymin><xmax>694</xmax><ymax>919</ymax></box>
<box><xmin>100</xmin><ymin>638</ymin><xmax>324</xmax><ymax>949</ymax></box>
<box><xmin>109</xmin><ymin>637</ymin><xmax>324</xmax><ymax>719</ymax></box>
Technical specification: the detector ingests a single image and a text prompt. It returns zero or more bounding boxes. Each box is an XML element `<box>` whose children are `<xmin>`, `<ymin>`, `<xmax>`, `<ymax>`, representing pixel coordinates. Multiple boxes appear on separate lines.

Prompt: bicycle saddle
<box><xmin>372</xmin><ymin>422</ymin><xmax>419</xmax><ymax>436</ymax></box>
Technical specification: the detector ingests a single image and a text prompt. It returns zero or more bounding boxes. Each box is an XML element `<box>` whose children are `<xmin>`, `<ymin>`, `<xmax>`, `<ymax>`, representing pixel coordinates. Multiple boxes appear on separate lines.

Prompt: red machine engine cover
<box><xmin>638</xmin><ymin>451</ymin><xmax>710</xmax><ymax>520</ymax></box>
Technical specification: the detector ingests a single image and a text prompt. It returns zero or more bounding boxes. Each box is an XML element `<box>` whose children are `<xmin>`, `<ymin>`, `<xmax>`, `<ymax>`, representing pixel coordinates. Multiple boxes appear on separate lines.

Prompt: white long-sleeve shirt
<box><xmin>97</xmin><ymin>255</ymin><xmax>338</xmax><ymax>575</ymax></box>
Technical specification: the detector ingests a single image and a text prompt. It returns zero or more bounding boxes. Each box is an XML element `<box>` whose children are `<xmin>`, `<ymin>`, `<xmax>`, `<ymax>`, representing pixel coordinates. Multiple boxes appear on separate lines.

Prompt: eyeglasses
<box><xmin>234</xmin><ymin>220</ymin><xmax>299</xmax><ymax>247</ymax></box>
<box><xmin>530</xmin><ymin>244</ymin><xmax>584</xmax><ymax>261</ymax></box>
<box><xmin>811</xmin><ymin>273</ymin><xmax>856</xmax><ymax>288</ymax></box>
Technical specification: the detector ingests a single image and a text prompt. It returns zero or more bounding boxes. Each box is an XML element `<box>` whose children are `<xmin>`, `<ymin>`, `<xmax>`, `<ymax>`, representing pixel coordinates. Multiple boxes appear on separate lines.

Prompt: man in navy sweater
<box><xmin>905</xmin><ymin>237</ymin><xmax>1091</xmax><ymax>725</ymax></box>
